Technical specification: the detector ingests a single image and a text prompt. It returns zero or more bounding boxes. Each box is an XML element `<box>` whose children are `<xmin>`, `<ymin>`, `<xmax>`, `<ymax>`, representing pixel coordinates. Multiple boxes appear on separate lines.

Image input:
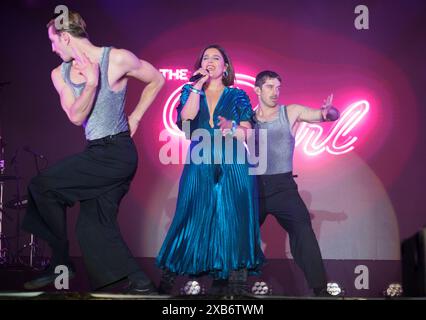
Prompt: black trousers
<box><xmin>22</xmin><ymin>131</ymin><xmax>147</xmax><ymax>289</ymax></box>
<box><xmin>257</xmin><ymin>172</ymin><xmax>327</xmax><ymax>289</ymax></box>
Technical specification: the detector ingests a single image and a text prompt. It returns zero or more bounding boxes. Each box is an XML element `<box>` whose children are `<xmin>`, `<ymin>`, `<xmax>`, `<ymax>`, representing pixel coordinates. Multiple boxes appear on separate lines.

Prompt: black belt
<box><xmin>257</xmin><ymin>172</ymin><xmax>299</xmax><ymax>186</ymax></box>
<box><xmin>258</xmin><ymin>171</ymin><xmax>298</xmax><ymax>179</ymax></box>
<box><xmin>87</xmin><ymin>131</ymin><xmax>130</xmax><ymax>144</ymax></box>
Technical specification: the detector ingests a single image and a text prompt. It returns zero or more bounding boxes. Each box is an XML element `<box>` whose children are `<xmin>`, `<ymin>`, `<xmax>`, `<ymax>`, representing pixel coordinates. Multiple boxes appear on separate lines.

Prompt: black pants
<box><xmin>257</xmin><ymin>172</ymin><xmax>327</xmax><ymax>289</ymax></box>
<box><xmin>22</xmin><ymin>131</ymin><xmax>148</xmax><ymax>289</ymax></box>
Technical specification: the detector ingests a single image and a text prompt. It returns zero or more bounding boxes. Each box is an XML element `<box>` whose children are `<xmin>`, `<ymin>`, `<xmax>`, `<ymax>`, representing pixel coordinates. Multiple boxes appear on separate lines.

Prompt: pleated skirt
<box><xmin>156</xmin><ymin>162</ymin><xmax>265</xmax><ymax>279</ymax></box>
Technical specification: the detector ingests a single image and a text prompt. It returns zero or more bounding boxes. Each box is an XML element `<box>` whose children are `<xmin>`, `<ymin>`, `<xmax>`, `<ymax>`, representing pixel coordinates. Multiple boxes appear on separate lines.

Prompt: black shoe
<box><xmin>227</xmin><ymin>269</ymin><xmax>249</xmax><ymax>296</ymax></box>
<box><xmin>125</xmin><ymin>281</ymin><xmax>158</xmax><ymax>295</ymax></box>
<box><xmin>24</xmin><ymin>263</ymin><xmax>76</xmax><ymax>290</ymax></box>
<box><xmin>228</xmin><ymin>284</ymin><xmax>250</xmax><ymax>296</ymax></box>
<box><xmin>158</xmin><ymin>270</ymin><xmax>176</xmax><ymax>295</ymax></box>
<box><xmin>314</xmin><ymin>287</ymin><xmax>333</xmax><ymax>297</ymax></box>
<box><xmin>208</xmin><ymin>279</ymin><xmax>229</xmax><ymax>295</ymax></box>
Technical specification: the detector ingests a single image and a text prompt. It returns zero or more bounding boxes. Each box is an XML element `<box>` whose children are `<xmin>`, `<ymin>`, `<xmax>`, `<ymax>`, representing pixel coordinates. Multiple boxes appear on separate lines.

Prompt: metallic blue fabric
<box><xmin>156</xmin><ymin>85</ymin><xmax>265</xmax><ymax>279</ymax></box>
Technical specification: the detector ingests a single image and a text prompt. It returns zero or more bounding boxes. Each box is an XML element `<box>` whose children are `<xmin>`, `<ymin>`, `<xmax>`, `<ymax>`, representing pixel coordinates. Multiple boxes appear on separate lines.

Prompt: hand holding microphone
<box><xmin>190</xmin><ymin>68</ymin><xmax>210</xmax><ymax>88</ymax></box>
<box><xmin>189</xmin><ymin>73</ymin><xmax>204</xmax><ymax>82</ymax></box>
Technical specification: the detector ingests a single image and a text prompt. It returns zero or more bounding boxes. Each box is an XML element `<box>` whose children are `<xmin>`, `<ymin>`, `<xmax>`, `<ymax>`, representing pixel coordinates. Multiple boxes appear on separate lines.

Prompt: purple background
<box><xmin>1</xmin><ymin>0</ymin><xmax>425</xmax><ymax>296</ymax></box>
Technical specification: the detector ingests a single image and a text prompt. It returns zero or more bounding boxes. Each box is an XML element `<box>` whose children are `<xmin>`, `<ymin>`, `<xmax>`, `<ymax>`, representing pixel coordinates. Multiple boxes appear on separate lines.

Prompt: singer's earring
<box><xmin>223</xmin><ymin>70</ymin><xmax>229</xmax><ymax>78</ymax></box>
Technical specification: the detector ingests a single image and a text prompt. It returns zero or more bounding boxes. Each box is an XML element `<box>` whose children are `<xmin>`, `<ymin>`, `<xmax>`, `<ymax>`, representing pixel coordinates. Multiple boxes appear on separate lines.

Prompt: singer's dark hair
<box><xmin>194</xmin><ymin>44</ymin><xmax>235</xmax><ymax>87</ymax></box>
<box><xmin>255</xmin><ymin>70</ymin><xmax>282</xmax><ymax>88</ymax></box>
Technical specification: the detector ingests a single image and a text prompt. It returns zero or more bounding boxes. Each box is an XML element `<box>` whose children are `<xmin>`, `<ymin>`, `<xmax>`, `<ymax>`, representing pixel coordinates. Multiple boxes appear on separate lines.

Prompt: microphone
<box><xmin>23</xmin><ymin>146</ymin><xmax>45</xmax><ymax>159</ymax></box>
<box><xmin>189</xmin><ymin>73</ymin><xmax>204</xmax><ymax>82</ymax></box>
<box><xmin>189</xmin><ymin>69</ymin><xmax>210</xmax><ymax>82</ymax></box>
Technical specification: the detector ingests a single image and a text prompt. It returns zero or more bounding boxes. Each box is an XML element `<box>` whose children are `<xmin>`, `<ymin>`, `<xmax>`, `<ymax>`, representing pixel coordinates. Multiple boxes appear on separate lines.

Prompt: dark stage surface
<box><xmin>0</xmin><ymin>257</ymin><xmax>404</xmax><ymax>297</ymax></box>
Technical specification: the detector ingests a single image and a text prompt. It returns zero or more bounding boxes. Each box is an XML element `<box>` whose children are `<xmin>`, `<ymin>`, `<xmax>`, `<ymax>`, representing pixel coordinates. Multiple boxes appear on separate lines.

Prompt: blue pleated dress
<box><xmin>156</xmin><ymin>84</ymin><xmax>265</xmax><ymax>279</ymax></box>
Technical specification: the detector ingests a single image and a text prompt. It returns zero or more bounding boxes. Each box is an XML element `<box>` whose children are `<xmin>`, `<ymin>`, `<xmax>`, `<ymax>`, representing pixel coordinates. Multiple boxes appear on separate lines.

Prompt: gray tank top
<box><xmin>253</xmin><ymin>105</ymin><xmax>295</xmax><ymax>175</ymax></box>
<box><xmin>61</xmin><ymin>46</ymin><xmax>129</xmax><ymax>140</ymax></box>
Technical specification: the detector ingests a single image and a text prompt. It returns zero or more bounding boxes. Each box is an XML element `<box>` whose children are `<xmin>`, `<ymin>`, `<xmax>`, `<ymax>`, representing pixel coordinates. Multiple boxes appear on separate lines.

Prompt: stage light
<box><xmin>180</xmin><ymin>280</ymin><xmax>205</xmax><ymax>295</ymax></box>
<box><xmin>251</xmin><ymin>281</ymin><xmax>271</xmax><ymax>295</ymax></box>
<box><xmin>383</xmin><ymin>283</ymin><xmax>403</xmax><ymax>297</ymax></box>
<box><xmin>326</xmin><ymin>282</ymin><xmax>344</xmax><ymax>296</ymax></box>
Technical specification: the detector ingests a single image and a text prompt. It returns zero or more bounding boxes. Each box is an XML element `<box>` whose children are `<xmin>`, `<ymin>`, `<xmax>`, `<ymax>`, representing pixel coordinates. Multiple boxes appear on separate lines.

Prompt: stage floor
<box><xmin>0</xmin><ymin>258</ymin><xmax>419</xmax><ymax>299</ymax></box>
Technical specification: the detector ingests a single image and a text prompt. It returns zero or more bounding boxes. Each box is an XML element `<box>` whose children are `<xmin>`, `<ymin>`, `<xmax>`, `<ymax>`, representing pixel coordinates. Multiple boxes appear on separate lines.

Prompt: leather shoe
<box><xmin>125</xmin><ymin>281</ymin><xmax>158</xmax><ymax>295</ymax></box>
<box><xmin>208</xmin><ymin>279</ymin><xmax>227</xmax><ymax>295</ymax></box>
<box><xmin>158</xmin><ymin>270</ymin><xmax>176</xmax><ymax>295</ymax></box>
<box><xmin>314</xmin><ymin>287</ymin><xmax>333</xmax><ymax>297</ymax></box>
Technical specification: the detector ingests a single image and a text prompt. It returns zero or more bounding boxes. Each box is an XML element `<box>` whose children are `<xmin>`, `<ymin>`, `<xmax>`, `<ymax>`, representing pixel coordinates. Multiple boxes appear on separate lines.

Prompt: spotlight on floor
<box><xmin>326</xmin><ymin>282</ymin><xmax>344</xmax><ymax>296</ymax></box>
<box><xmin>383</xmin><ymin>283</ymin><xmax>403</xmax><ymax>297</ymax></box>
<box><xmin>251</xmin><ymin>281</ymin><xmax>271</xmax><ymax>295</ymax></box>
<box><xmin>180</xmin><ymin>280</ymin><xmax>205</xmax><ymax>295</ymax></box>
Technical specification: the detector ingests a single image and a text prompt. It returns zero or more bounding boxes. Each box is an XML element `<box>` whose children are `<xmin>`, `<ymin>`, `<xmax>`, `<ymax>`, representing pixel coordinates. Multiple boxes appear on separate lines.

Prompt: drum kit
<box><xmin>0</xmin><ymin>84</ymin><xmax>49</xmax><ymax>270</ymax></box>
<box><xmin>0</xmin><ymin>81</ymin><xmax>49</xmax><ymax>270</ymax></box>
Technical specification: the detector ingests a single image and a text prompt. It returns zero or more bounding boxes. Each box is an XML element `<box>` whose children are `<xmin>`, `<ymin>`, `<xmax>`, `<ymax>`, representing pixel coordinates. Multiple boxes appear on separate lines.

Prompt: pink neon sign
<box><xmin>160</xmin><ymin>69</ymin><xmax>369</xmax><ymax>156</ymax></box>
<box><xmin>295</xmin><ymin>100</ymin><xmax>369</xmax><ymax>156</ymax></box>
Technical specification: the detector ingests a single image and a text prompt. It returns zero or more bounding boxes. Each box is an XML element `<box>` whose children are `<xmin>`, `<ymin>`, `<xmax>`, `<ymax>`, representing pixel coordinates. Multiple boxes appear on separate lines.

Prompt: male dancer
<box><xmin>22</xmin><ymin>10</ymin><xmax>164</xmax><ymax>293</ymax></box>
<box><xmin>252</xmin><ymin>70</ymin><xmax>339</xmax><ymax>296</ymax></box>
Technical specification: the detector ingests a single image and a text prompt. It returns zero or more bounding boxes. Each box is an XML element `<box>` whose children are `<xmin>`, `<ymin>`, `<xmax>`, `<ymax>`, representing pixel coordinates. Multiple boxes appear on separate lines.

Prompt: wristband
<box><xmin>189</xmin><ymin>86</ymin><xmax>204</xmax><ymax>96</ymax></box>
